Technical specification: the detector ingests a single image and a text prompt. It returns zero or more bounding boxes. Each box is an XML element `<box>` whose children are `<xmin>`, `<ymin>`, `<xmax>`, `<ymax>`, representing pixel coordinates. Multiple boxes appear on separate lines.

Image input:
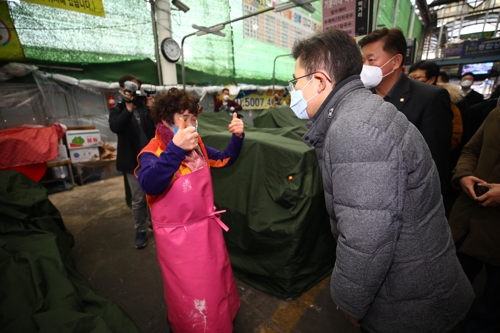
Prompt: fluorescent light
<box><xmin>291</xmin><ymin>0</ymin><xmax>316</xmax><ymax>13</ymax></box>
<box><xmin>211</xmin><ymin>31</ymin><xmax>226</xmax><ymax>37</ymax></box>
<box><xmin>301</xmin><ymin>4</ymin><xmax>315</xmax><ymax>13</ymax></box>
<box><xmin>211</xmin><ymin>24</ymin><xmax>226</xmax><ymax>31</ymax></box>
<box><xmin>276</xmin><ymin>0</ymin><xmax>316</xmax><ymax>13</ymax></box>
<box><xmin>275</xmin><ymin>2</ymin><xmax>296</xmax><ymax>12</ymax></box>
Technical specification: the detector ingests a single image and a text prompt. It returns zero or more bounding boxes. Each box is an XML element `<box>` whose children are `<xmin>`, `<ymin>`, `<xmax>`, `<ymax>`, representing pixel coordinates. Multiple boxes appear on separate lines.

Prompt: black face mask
<box><xmin>274</xmin><ymin>97</ymin><xmax>280</xmax><ymax>102</ymax></box>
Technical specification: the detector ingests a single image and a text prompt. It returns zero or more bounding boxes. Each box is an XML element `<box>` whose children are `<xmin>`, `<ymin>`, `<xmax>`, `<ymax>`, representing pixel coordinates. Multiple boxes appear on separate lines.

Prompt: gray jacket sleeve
<box><xmin>325</xmin><ymin>116</ymin><xmax>406</xmax><ymax>320</ymax></box>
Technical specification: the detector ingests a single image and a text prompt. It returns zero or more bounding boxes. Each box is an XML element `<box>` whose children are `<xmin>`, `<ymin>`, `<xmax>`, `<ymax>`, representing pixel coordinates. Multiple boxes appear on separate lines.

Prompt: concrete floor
<box><xmin>48</xmin><ymin>176</ymin><xmax>473</xmax><ymax>333</ymax></box>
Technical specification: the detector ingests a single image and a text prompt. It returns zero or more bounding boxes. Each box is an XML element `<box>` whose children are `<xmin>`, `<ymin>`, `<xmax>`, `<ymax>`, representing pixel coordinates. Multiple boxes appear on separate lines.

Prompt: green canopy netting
<box><xmin>5</xmin><ymin>0</ymin><xmax>320</xmax><ymax>85</ymax></box>
<box><xmin>6</xmin><ymin>0</ymin><xmax>421</xmax><ymax>85</ymax></box>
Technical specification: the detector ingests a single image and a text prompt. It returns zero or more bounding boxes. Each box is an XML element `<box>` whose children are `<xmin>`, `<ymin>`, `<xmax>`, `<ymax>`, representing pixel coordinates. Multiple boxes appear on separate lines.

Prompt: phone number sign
<box><xmin>235</xmin><ymin>96</ymin><xmax>273</xmax><ymax>109</ymax></box>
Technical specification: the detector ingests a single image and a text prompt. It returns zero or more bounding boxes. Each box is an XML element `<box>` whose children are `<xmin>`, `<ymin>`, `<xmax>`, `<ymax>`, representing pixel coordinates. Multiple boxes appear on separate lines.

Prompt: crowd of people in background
<box><xmin>109</xmin><ymin>26</ymin><xmax>499</xmax><ymax>333</ymax></box>
<box><xmin>357</xmin><ymin>28</ymin><xmax>499</xmax><ymax>333</ymax></box>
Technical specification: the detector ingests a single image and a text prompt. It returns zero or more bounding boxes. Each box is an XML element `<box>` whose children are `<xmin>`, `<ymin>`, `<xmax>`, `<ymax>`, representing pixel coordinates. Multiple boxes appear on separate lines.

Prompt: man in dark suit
<box><xmin>358</xmin><ymin>28</ymin><xmax>453</xmax><ymax>194</ymax></box>
<box><xmin>460</xmin><ymin>72</ymin><xmax>484</xmax><ymax>107</ymax></box>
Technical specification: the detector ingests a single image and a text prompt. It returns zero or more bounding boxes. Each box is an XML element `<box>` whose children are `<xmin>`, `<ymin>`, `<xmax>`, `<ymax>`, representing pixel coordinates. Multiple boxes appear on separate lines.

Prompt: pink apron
<box><xmin>150</xmin><ymin>165</ymin><xmax>240</xmax><ymax>333</ymax></box>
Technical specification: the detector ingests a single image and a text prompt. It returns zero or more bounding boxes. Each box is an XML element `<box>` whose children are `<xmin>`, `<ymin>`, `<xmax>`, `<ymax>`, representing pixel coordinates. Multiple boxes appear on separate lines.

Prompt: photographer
<box><xmin>449</xmin><ymin>105</ymin><xmax>500</xmax><ymax>332</ymax></box>
<box><xmin>109</xmin><ymin>74</ymin><xmax>156</xmax><ymax>249</ymax></box>
<box><xmin>273</xmin><ymin>92</ymin><xmax>287</xmax><ymax>106</ymax></box>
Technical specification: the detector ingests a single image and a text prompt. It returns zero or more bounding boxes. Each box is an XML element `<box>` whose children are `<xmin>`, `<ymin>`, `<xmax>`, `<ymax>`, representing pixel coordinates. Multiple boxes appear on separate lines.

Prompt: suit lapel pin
<box><xmin>400</xmin><ymin>98</ymin><xmax>405</xmax><ymax>102</ymax></box>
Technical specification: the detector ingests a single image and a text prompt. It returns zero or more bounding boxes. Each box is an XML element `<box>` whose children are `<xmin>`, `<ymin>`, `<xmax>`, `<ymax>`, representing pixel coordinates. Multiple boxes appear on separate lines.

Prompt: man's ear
<box><xmin>393</xmin><ymin>54</ymin><xmax>404</xmax><ymax>70</ymax></box>
<box><xmin>428</xmin><ymin>76</ymin><xmax>437</xmax><ymax>85</ymax></box>
<box><xmin>314</xmin><ymin>71</ymin><xmax>333</xmax><ymax>93</ymax></box>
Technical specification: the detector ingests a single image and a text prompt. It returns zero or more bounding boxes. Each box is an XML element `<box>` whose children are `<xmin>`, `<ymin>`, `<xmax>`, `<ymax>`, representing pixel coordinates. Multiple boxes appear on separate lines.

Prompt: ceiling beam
<box><xmin>416</xmin><ymin>0</ymin><xmax>434</xmax><ymax>27</ymax></box>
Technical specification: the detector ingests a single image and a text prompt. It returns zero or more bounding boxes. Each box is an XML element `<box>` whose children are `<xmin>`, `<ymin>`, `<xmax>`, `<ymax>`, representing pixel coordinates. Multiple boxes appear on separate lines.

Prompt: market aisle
<box><xmin>47</xmin><ymin>176</ymin><xmax>358</xmax><ymax>333</ymax></box>
<box><xmin>48</xmin><ymin>176</ymin><xmax>469</xmax><ymax>333</ymax></box>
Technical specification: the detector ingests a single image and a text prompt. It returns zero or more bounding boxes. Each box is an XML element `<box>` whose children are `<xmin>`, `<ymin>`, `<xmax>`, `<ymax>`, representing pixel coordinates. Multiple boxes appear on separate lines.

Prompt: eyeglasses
<box><xmin>288</xmin><ymin>72</ymin><xmax>315</xmax><ymax>91</ymax></box>
<box><xmin>408</xmin><ymin>75</ymin><xmax>427</xmax><ymax>82</ymax></box>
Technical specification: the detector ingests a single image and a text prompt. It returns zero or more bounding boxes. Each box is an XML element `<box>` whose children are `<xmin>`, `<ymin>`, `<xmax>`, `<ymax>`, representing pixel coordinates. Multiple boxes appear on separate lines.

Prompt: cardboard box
<box><xmin>48</xmin><ymin>144</ymin><xmax>69</xmax><ymax>163</ymax></box>
<box><xmin>69</xmin><ymin>147</ymin><xmax>100</xmax><ymax>163</ymax></box>
<box><xmin>66</xmin><ymin>129</ymin><xmax>101</xmax><ymax>149</ymax></box>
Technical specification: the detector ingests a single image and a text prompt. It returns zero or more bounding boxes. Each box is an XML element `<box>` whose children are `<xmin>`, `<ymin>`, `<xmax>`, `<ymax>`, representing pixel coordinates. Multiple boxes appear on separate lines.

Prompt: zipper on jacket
<box><xmin>328</xmin><ymin>108</ymin><xmax>334</xmax><ymax>118</ymax></box>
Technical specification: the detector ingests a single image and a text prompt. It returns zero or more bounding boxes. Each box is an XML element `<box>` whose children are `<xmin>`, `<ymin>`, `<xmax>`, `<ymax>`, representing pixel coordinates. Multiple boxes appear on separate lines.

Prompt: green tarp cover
<box><xmin>253</xmin><ymin>106</ymin><xmax>310</xmax><ymax>130</ymax></box>
<box><xmin>0</xmin><ymin>170</ymin><xmax>140</xmax><ymax>333</ymax></box>
<box><xmin>199</xmin><ymin>110</ymin><xmax>336</xmax><ymax>299</ymax></box>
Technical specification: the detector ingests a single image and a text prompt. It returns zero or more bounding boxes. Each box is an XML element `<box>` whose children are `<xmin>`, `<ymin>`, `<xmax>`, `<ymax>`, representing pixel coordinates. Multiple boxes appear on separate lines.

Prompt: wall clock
<box><xmin>160</xmin><ymin>37</ymin><xmax>181</xmax><ymax>63</ymax></box>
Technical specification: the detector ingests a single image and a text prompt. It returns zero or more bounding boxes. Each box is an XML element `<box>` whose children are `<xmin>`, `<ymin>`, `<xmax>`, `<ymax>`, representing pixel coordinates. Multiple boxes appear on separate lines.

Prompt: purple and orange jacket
<box><xmin>135</xmin><ymin>128</ymin><xmax>244</xmax><ymax>207</ymax></box>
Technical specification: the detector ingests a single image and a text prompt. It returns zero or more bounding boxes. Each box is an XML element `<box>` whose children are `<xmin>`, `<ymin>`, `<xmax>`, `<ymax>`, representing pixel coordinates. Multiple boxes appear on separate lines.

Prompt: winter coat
<box><xmin>463</xmin><ymin>88</ymin><xmax>484</xmax><ymax>107</ymax></box>
<box><xmin>383</xmin><ymin>73</ymin><xmax>453</xmax><ymax>194</ymax></box>
<box><xmin>437</xmin><ymin>82</ymin><xmax>464</xmax><ymax>151</ymax></box>
<box><xmin>109</xmin><ymin>101</ymin><xmax>156</xmax><ymax>174</ymax></box>
<box><xmin>214</xmin><ymin>99</ymin><xmax>242</xmax><ymax>112</ymax></box>
<box><xmin>303</xmin><ymin>75</ymin><xmax>474</xmax><ymax>333</ymax></box>
<box><xmin>449</xmin><ymin>106</ymin><xmax>500</xmax><ymax>266</ymax></box>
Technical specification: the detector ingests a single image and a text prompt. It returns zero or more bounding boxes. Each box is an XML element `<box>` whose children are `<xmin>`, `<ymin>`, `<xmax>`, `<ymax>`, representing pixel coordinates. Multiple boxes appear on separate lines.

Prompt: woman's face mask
<box><xmin>172</xmin><ymin>120</ymin><xmax>198</xmax><ymax>135</ymax></box>
<box><xmin>223</xmin><ymin>95</ymin><xmax>230</xmax><ymax>101</ymax></box>
<box><xmin>171</xmin><ymin>112</ymin><xmax>198</xmax><ymax>134</ymax></box>
<box><xmin>360</xmin><ymin>56</ymin><xmax>397</xmax><ymax>89</ymax></box>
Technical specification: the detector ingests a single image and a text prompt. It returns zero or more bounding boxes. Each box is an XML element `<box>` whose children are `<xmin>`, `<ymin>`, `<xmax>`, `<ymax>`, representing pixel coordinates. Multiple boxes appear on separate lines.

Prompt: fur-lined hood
<box><xmin>437</xmin><ymin>82</ymin><xmax>463</xmax><ymax>105</ymax></box>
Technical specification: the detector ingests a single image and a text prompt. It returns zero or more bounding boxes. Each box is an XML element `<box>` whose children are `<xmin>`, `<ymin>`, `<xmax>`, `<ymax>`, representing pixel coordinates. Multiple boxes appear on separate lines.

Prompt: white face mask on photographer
<box><xmin>223</xmin><ymin>95</ymin><xmax>230</xmax><ymax>101</ymax></box>
<box><xmin>290</xmin><ymin>77</ymin><xmax>318</xmax><ymax>120</ymax></box>
<box><xmin>360</xmin><ymin>56</ymin><xmax>397</xmax><ymax>89</ymax></box>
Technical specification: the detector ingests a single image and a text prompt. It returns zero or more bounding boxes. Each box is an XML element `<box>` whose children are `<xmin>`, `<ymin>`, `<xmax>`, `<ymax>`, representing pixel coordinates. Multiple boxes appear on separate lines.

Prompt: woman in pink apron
<box><xmin>135</xmin><ymin>88</ymin><xmax>243</xmax><ymax>332</ymax></box>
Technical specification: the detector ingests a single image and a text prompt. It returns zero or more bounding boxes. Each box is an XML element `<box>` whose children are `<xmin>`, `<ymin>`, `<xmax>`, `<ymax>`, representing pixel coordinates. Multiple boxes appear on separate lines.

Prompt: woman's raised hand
<box><xmin>172</xmin><ymin>117</ymin><xmax>199</xmax><ymax>151</ymax></box>
<box><xmin>228</xmin><ymin>112</ymin><xmax>244</xmax><ymax>138</ymax></box>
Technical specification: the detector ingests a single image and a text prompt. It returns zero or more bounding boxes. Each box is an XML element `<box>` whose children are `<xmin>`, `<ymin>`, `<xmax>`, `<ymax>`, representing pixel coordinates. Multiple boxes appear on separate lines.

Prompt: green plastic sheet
<box><xmin>0</xmin><ymin>170</ymin><xmax>140</xmax><ymax>333</ymax></box>
<box><xmin>199</xmin><ymin>110</ymin><xmax>336</xmax><ymax>299</ymax></box>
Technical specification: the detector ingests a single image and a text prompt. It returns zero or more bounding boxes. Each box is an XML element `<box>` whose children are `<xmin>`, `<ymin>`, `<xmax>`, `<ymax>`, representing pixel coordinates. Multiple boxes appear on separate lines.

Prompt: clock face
<box><xmin>161</xmin><ymin>38</ymin><xmax>181</xmax><ymax>63</ymax></box>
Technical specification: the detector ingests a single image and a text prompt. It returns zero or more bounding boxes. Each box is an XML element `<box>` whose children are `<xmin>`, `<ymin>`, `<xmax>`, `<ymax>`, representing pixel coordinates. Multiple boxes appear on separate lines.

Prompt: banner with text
<box><xmin>462</xmin><ymin>37</ymin><xmax>500</xmax><ymax>58</ymax></box>
<box><xmin>323</xmin><ymin>0</ymin><xmax>372</xmax><ymax>37</ymax></box>
<box><xmin>23</xmin><ymin>0</ymin><xmax>105</xmax><ymax>17</ymax></box>
<box><xmin>445</xmin><ymin>43</ymin><xmax>463</xmax><ymax>57</ymax></box>
<box><xmin>231</xmin><ymin>89</ymin><xmax>289</xmax><ymax>110</ymax></box>
<box><xmin>242</xmin><ymin>0</ymin><xmax>321</xmax><ymax>50</ymax></box>
<box><xmin>0</xmin><ymin>2</ymin><xmax>25</xmax><ymax>61</ymax></box>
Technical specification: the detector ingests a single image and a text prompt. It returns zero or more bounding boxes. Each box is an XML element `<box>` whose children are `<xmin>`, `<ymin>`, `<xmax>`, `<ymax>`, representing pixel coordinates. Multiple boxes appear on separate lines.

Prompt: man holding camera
<box><xmin>109</xmin><ymin>74</ymin><xmax>156</xmax><ymax>249</ymax></box>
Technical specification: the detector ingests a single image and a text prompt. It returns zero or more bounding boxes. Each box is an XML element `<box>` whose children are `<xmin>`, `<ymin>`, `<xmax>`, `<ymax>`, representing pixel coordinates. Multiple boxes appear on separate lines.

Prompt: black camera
<box><xmin>133</xmin><ymin>95</ymin><xmax>147</xmax><ymax>106</ymax></box>
<box><xmin>473</xmin><ymin>183</ymin><xmax>489</xmax><ymax>197</ymax></box>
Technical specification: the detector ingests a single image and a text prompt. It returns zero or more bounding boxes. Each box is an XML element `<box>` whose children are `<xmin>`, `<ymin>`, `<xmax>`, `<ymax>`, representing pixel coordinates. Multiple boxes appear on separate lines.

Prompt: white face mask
<box><xmin>359</xmin><ymin>56</ymin><xmax>396</xmax><ymax>89</ymax></box>
<box><xmin>461</xmin><ymin>80</ymin><xmax>473</xmax><ymax>88</ymax></box>
<box><xmin>223</xmin><ymin>95</ymin><xmax>230</xmax><ymax>101</ymax></box>
<box><xmin>290</xmin><ymin>77</ymin><xmax>318</xmax><ymax>120</ymax></box>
